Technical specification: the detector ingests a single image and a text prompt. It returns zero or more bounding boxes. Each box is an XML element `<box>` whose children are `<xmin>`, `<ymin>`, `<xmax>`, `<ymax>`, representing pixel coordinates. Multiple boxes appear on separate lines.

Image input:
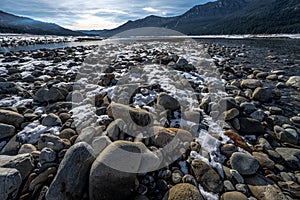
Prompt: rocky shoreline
<box><xmin>0</xmin><ymin>39</ymin><xmax>299</xmax><ymax>200</ymax></box>
<box><xmin>0</xmin><ymin>35</ymin><xmax>75</xmax><ymax>48</ymax></box>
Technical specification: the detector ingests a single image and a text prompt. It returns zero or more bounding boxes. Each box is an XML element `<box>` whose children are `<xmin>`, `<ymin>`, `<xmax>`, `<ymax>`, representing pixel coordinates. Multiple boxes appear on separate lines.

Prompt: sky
<box><xmin>0</xmin><ymin>0</ymin><xmax>215</xmax><ymax>30</ymax></box>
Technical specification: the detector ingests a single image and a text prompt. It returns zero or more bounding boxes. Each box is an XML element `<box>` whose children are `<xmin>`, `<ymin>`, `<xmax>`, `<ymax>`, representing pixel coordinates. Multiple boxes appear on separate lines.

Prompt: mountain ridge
<box><xmin>99</xmin><ymin>0</ymin><xmax>300</xmax><ymax>37</ymax></box>
<box><xmin>0</xmin><ymin>10</ymin><xmax>83</xmax><ymax>36</ymax></box>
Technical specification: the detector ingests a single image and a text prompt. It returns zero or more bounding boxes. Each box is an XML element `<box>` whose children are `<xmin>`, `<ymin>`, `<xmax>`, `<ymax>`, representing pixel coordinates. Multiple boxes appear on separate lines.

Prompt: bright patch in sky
<box><xmin>0</xmin><ymin>0</ymin><xmax>215</xmax><ymax>30</ymax></box>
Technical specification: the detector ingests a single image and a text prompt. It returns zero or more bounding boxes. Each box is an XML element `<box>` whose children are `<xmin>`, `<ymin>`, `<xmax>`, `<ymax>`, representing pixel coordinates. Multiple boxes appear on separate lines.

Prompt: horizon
<box><xmin>0</xmin><ymin>0</ymin><xmax>215</xmax><ymax>30</ymax></box>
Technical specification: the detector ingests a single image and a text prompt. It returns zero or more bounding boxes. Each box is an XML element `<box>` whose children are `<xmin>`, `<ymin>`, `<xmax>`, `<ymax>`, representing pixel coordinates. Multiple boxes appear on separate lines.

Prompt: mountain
<box><xmin>0</xmin><ymin>11</ymin><xmax>83</xmax><ymax>36</ymax></box>
<box><xmin>99</xmin><ymin>0</ymin><xmax>300</xmax><ymax>37</ymax></box>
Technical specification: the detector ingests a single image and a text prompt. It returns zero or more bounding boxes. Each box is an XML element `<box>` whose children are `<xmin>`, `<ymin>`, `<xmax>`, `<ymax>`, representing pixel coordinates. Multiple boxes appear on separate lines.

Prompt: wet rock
<box><xmin>42</xmin><ymin>113</ymin><xmax>62</xmax><ymax>127</ymax></box>
<box><xmin>286</xmin><ymin>76</ymin><xmax>300</xmax><ymax>89</ymax></box>
<box><xmin>290</xmin><ymin>116</ymin><xmax>300</xmax><ymax>127</ymax></box>
<box><xmin>221</xmin><ymin>191</ymin><xmax>248</xmax><ymax>200</ymax></box>
<box><xmin>29</xmin><ymin>167</ymin><xmax>57</xmax><ymax>191</ymax></box>
<box><xmin>224</xmin><ymin>108</ymin><xmax>239</xmax><ymax>120</ymax></box>
<box><xmin>275</xmin><ymin>148</ymin><xmax>300</xmax><ymax>170</ymax></box>
<box><xmin>39</xmin><ymin>147</ymin><xmax>57</xmax><ymax>165</ymax></box>
<box><xmin>34</xmin><ymin>86</ymin><xmax>65</xmax><ymax>103</ymax></box>
<box><xmin>182</xmin><ymin>174</ymin><xmax>198</xmax><ymax>186</ymax></box>
<box><xmin>46</xmin><ymin>142</ymin><xmax>95</xmax><ymax>200</ymax></box>
<box><xmin>18</xmin><ymin>144</ymin><xmax>37</xmax><ymax>154</ymax></box>
<box><xmin>0</xmin><ymin>168</ymin><xmax>22</xmax><ymax>200</ymax></box>
<box><xmin>250</xmin><ymin>110</ymin><xmax>265</xmax><ymax>122</ymax></box>
<box><xmin>107</xmin><ymin>103</ymin><xmax>152</xmax><ymax>127</ymax></box>
<box><xmin>153</xmin><ymin>127</ymin><xmax>193</xmax><ymax>148</ymax></box>
<box><xmin>230</xmin><ymin>152</ymin><xmax>259</xmax><ymax>175</ymax></box>
<box><xmin>0</xmin><ymin>135</ymin><xmax>20</xmax><ymax>155</ymax></box>
<box><xmin>190</xmin><ymin>141</ymin><xmax>201</xmax><ymax>152</ymax></box>
<box><xmin>240</xmin><ymin>102</ymin><xmax>256</xmax><ymax>114</ymax></box>
<box><xmin>157</xmin><ymin>93</ymin><xmax>180</xmax><ymax>111</ymax></box>
<box><xmin>251</xmin><ymin>87</ymin><xmax>274</xmax><ymax>102</ymax></box>
<box><xmin>0</xmin><ymin>153</ymin><xmax>34</xmax><ymax>179</ymax></box>
<box><xmin>241</xmin><ymin>79</ymin><xmax>263</xmax><ymax>89</ymax></box>
<box><xmin>252</xmin><ymin>152</ymin><xmax>275</xmax><ymax>169</ymax></box>
<box><xmin>0</xmin><ymin>123</ymin><xmax>15</xmax><ymax>140</ymax></box>
<box><xmin>38</xmin><ymin>134</ymin><xmax>70</xmax><ymax>152</ymax></box>
<box><xmin>224</xmin><ymin>130</ymin><xmax>252</xmax><ymax>152</ymax></box>
<box><xmin>0</xmin><ymin>82</ymin><xmax>23</xmax><ymax>94</ymax></box>
<box><xmin>220</xmin><ymin>144</ymin><xmax>238</xmax><ymax>158</ymax></box>
<box><xmin>230</xmin><ymin>169</ymin><xmax>244</xmax><ymax>184</ymax></box>
<box><xmin>245</xmin><ymin>174</ymin><xmax>287</xmax><ymax>200</ymax></box>
<box><xmin>191</xmin><ymin>159</ymin><xmax>223</xmax><ymax>193</ymax></box>
<box><xmin>163</xmin><ymin>183</ymin><xmax>203</xmax><ymax>200</ymax></box>
<box><xmin>274</xmin><ymin>125</ymin><xmax>298</xmax><ymax>144</ymax></box>
<box><xmin>172</xmin><ymin>171</ymin><xmax>183</xmax><ymax>184</ymax></box>
<box><xmin>278</xmin><ymin>181</ymin><xmax>300</xmax><ymax>198</ymax></box>
<box><xmin>91</xmin><ymin>136</ymin><xmax>112</xmax><ymax>156</ymax></box>
<box><xmin>59</xmin><ymin>128</ymin><xmax>76</xmax><ymax>139</ymax></box>
<box><xmin>239</xmin><ymin>117</ymin><xmax>265</xmax><ymax>135</ymax></box>
<box><xmin>106</xmin><ymin>118</ymin><xmax>127</xmax><ymax>141</ymax></box>
<box><xmin>223</xmin><ymin>180</ymin><xmax>235</xmax><ymax>191</ymax></box>
<box><xmin>218</xmin><ymin>97</ymin><xmax>239</xmax><ymax>111</ymax></box>
<box><xmin>89</xmin><ymin>141</ymin><xmax>160</xmax><ymax>200</ymax></box>
<box><xmin>0</xmin><ymin>109</ymin><xmax>24</xmax><ymax>128</ymax></box>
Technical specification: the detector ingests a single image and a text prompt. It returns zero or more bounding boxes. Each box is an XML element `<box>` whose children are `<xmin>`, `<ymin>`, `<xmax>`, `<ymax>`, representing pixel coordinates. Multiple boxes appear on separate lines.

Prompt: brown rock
<box><xmin>153</xmin><ymin>127</ymin><xmax>193</xmax><ymax>148</ymax></box>
<box><xmin>0</xmin><ymin>109</ymin><xmax>24</xmax><ymax>128</ymax></box>
<box><xmin>191</xmin><ymin>159</ymin><xmax>223</xmax><ymax>193</ymax></box>
<box><xmin>252</xmin><ymin>152</ymin><xmax>275</xmax><ymax>169</ymax></box>
<box><xmin>221</xmin><ymin>191</ymin><xmax>248</xmax><ymax>200</ymax></box>
<box><xmin>224</xmin><ymin>130</ymin><xmax>252</xmax><ymax>152</ymax></box>
<box><xmin>163</xmin><ymin>183</ymin><xmax>203</xmax><ymax>200</ymax></box>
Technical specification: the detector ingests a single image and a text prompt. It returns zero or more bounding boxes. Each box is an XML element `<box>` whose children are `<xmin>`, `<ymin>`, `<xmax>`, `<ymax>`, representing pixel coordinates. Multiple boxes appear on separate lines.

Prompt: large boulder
<box><xmin>0</xmin><ymin>168</ymin><xmax>22</xmax><ymax>200</ymax></box>
<box><xmin>230</xmin><ymin>152</ymin><xmax>259</xmax><ymax>175</ymax></box>
<box><xmin>89</xmin><ymin>141</ymin><xmax>161</xmax><ymax>200</ymax></box>
<box><xmin>0</xmin><ymin>153</ymin><xmax>34</xmax><ymax>180</ymax></box>
<box><xmin>163</xmin><ymin>183</ymin><xmax>203</xmax><ymax>200</ymax></box>
<box><xmin>0</xmin><ymin>109</ymin><xmax>24</xmax><ymax>128</ymax></box>
<box><xmin>46</xmin><ymin>142</ymin><xmax>95</xmax><ymax>200</ymax></box>
<box><xmin>190</xmin><ymin>160</ymin><xmax>223</xmax><ymax>193</ymax></box>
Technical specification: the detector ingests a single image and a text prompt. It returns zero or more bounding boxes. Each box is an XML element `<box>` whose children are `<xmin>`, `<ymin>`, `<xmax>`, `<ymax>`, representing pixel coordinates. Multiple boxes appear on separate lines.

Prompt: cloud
<box><xmin>0</xmin><ymin>0</ymin><xmax>216</xmax><ymax>30</ymax></box>
<box><xmin>142</xmin><ymin>7</ymin><xmax>160</xmax><ymax>13</ymax></box>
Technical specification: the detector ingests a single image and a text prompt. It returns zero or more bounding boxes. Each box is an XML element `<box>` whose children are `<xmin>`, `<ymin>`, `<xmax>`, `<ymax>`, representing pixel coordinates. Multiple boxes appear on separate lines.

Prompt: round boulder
<box><xmin>230</xmin><ymin>152</ymin><xmax>259</xmax><ymax>175</ymax></box>
<box><xmin>163</xmin><ymin>183</ymin><xmax>203</xmax><ymax>200</ymax></box>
